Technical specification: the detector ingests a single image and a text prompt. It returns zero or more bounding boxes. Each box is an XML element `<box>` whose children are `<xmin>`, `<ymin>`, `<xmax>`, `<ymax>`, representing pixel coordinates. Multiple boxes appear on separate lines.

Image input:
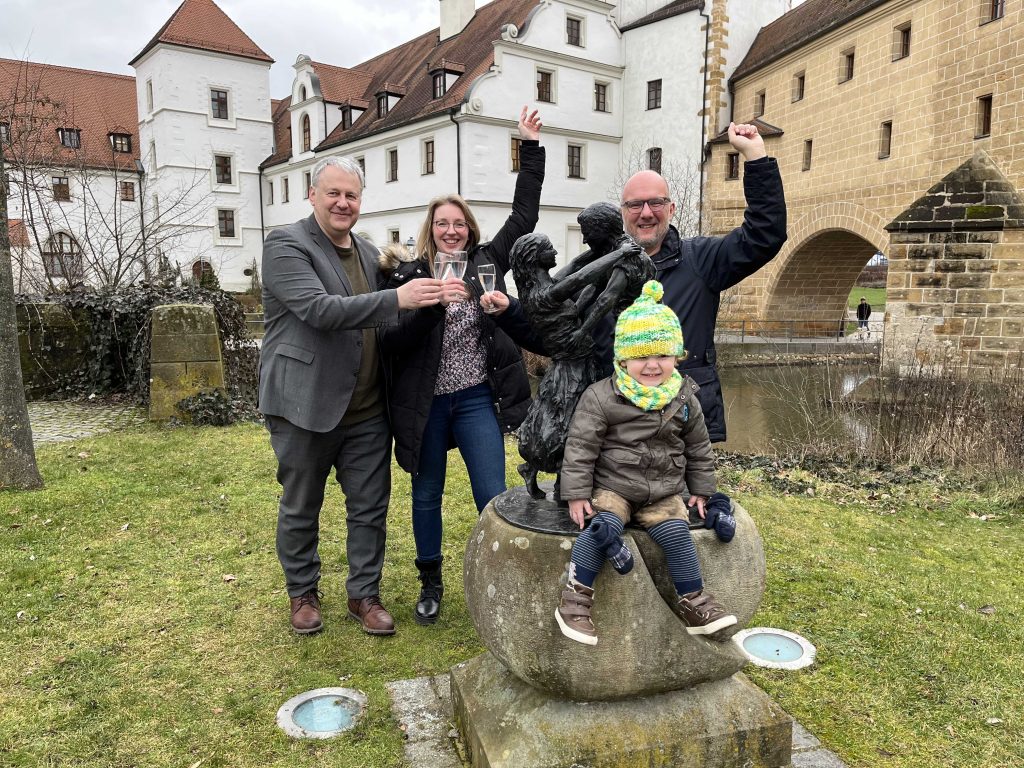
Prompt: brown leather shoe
<box><xmin>347</xmin><ymin>595</ymin><xmax>396</xmax><ymax>636</ymax></box>
<box><xmin>289</xmin><ymin>590</ymin><xmax>323</xmax><ymax>635</ymax></box>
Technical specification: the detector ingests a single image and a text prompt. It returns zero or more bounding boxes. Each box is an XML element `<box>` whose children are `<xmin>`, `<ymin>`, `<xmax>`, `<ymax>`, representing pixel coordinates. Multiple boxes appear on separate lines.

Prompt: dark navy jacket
<box><xmin>592</xmin><ymin>157</ymin><xmax>787</xmax><ymax>442</ymax></box>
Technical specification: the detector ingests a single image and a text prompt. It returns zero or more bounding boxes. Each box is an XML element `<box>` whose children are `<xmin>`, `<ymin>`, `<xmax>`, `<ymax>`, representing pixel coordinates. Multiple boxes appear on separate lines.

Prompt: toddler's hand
<box><xmin>568</xmin><ymin>499</ymin><xmax>593</xmax><ymax>529</ymax></box>
<box><xmin>688</xmin><ymin>495</ymin><xmax>708</xmax><ymax>520</ymax></box>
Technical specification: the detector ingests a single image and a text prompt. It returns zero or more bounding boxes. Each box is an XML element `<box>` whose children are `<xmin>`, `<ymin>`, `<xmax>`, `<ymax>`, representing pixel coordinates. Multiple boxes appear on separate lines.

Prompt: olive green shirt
<box><xmin>334</xmin><ymin>244</ymin><xmax>383</xmax><ymax>425</ymax></box>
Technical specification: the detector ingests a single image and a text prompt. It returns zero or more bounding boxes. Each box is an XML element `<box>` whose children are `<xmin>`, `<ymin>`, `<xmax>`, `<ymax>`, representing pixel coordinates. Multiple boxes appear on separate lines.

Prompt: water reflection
<box><xmin>719</xmin><ymin>365</ymin><xmax>876</xmax><ymax>454</ymax></box>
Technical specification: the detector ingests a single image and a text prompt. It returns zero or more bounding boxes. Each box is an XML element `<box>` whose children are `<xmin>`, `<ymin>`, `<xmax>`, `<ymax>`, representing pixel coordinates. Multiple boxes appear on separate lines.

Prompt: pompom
<box><xmin>641</xmin><ymin>280</ymin><xmax>664</xmax><ymax>303</ymax></box>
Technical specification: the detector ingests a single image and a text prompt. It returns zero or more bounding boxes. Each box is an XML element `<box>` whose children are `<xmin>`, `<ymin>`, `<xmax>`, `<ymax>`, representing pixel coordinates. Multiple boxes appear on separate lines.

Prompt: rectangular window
<box><xmin>537</xmin><ymin>70</ymin><xmax>553</xmax><ymax>103</ymax></box>
<box><xmin>976</xmin><ymin>94</ymin><xmax>993</xmax><ymax>138</ymax></box>
<box><xmin>727</xmin><ymin>152</ymin><xmax>740</xmax><ymax>180</ymax></box>
<box><xmin>110</xmin><ymin>133</ymin><xmax>132</xmax><ymax>153</ymax></box>
<box><xmin>0</xmin><ymin>122</ymin><xmax>8</xmax><ymax>143</ymax></box>
<box><xmin>282</xmin><ymin>176</ymin><xmax>289</xmax><ymax>203</ymax></box>
<box><xmin>342</xmin><ymin>108</ymin><xmax>352</xmax><ymax>130</ymax></box>
<box><xmin>388</xmin><ymin>229</ymin><xmax>400</xmax><ymax>244</ymax></box>
<box><xmin>566</xmin><ymin>16</ymin><xmax>582</xmax><ymax>47</ymax></box>
<box><xmin>57</xmin><ymin>128</ymin><xmax>81</xmax><ymax>149</ymax></box>
<box><xmin>423</xmin><ymin>139</ymin><xmax>435</xmax><ymax>175</ymax></box>
<box><xmin>754</xmin><ymin>90</ymin><xmax>766</xmax><ymax>117</ymax></box>
<box><xmin>432</xmin><ymin>72</ymin><xmax>446</xmax><ymax>99</ymax></box>
<box><xmin>215</xmin><ymin>155</ymin><xmax>232</xmax><ymax>185</ymax></box>
<box><xmin>304</xmin><ymin>171</ymin><xmax>311</xmax><ymax>198</ymax></box>
<box><xmin>987</xmin><ymin>0</ymin><xmax>1005</xmax><ymax>22</ymax></box>
<box><xmin>594</xmin><ymin>82</ymin><xmax>608</xmax><ymax>112</ymax></box>
<box><xmin>266</xmin><ymin>180</ymin><xmax>274</xmax><ymax>205</ymax></box>
<box><xmin>647</xmin><ymin>79</ymin><xmax>662</xmax><ymax>110</ymax></box>
<box><xmin>647</xmin><ymin>147</ymin><xmax>662</xmax><ymax>174</ymax></box>
<box><xmin>802</xmin><ymin>139</ymin><xmax>813</xmax><ymax>171</ymax></box>
<box><xmin>893</xmin><ymin>23</ymin><xmax>911</xmax><ymax>60</ymax></box>
<box><xmin>792</xmin><ymin>72</ymin><xmax>805</xmax><ymax>102</ymax></box>
<box><xmin>149</xmin><ymin>140</ymin><xmax>156</xmax><ymax>169</ymax></box>
<box><xmin>511</xmin><ymin>136</ymin><xmax>522</xmax><ymax>173</ymax></box>
<box><xmin>120</xmin><ymin>181</ymin><xmax>136</xmax><ymax>201</ymax></box>
<box><xmin>210</xmin><ymin>89</ymin><xmax>229</xmax><ymax>120</ymax></box>
<box><xmin>839</xmin><ymin>49</ymin><xmax>855</xmax><ymax>83</ymax></box>
<box><xmin>879</xmin><ymin>121</ymin><xmax>893</xmax><ymax>159</ymax></box>
<box><xmin>387</xmin><ymin>148</ymin><xmax>398</xmax><ymax>182</ymax></box>
<box><xmin>217</xmin><ymin>209</ymin><xmax>236</xmax><ymax>238</ymax></box>
<box><xmin>567</xmin><ymin>144</ymin><xmax>583</xmax><ymax>179</ymax></box>
<box><xmin>146</xmin><ymin>80</ymin><xmax>153</xmax><ymax>112</ymax></box>
<box><xmin>356</xmin><ymin>156</ymin><xmax>366</xmax><ymax>181</ymax></box>
<box><xmin>377</xmin><ymin>94</ymin><xmax>388</xmax><ymax>118</ymax></box>
<box><xmin>52</xmin><ymin>176</ymin><xmax>70</xmax><ymax>201</ymax></box>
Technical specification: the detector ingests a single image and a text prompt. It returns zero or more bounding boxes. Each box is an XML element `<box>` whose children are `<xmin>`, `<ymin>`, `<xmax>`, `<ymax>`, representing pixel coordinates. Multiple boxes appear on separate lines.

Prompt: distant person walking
<box><xmin>856</xmin><ymin>297</ymin><xmax>872</xmax><ymax>337</ymax></box>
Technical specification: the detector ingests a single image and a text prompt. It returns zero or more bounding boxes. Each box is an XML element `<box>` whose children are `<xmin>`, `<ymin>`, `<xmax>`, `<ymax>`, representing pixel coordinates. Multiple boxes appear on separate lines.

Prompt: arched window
<box><xmin>42</xmin><ymin>232</ymin><xmax>83</xmax><ymax>280</ymax></box>
<box><xmin>299</xmin><ymin>85</ymin><xmax>307</xmax><ymax>101</ymax></box>
<box><xmin>302</xmin><ymin>114</ymin><xmax>311</xmax><ymax>153</ymax></box>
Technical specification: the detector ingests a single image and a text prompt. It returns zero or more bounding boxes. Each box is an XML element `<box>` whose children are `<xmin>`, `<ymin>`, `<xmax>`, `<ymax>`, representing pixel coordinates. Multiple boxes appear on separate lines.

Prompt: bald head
<box><xmin>621</xmin><ymin>171</ymin><xmax>675</xmax><ymax>254</ymax></box>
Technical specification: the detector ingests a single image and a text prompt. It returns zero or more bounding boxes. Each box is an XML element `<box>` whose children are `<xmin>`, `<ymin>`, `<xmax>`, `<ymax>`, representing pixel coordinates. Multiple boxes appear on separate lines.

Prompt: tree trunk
<box><xmin>0</xmin><ymin>152</ymin><xmax>44</xmax><ymax>489</ymax></box>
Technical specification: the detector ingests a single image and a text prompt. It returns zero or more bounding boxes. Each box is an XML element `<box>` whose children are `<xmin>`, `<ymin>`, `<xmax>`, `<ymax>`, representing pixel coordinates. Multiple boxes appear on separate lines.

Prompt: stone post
<box><xmin>149</xmin><ymin>304</ymin><xmax>226</xmax><ymax>420</ymax></box>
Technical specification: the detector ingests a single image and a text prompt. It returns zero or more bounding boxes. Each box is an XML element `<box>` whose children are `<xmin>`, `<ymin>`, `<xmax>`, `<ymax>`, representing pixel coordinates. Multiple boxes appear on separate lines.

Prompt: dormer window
<box><xmin>57</xmin><ymin>128</ymin><xmax>81</xmax><ymax>149</ymax></box>
<box><xmin>375</xmin><ymin>85</ymin><xmax>405</xmax><ymax>119</ymax></box>
<box><xmin>0</xmin><ymin>123</ymin><xmax>9</xmax><ymax>143</ymax></box>
<box><xmin>432</xmin><ymin>72</ymin><xmax>446</xmax><ymax>99</ymax></box>
<box><xmin>377</xmin><ymin>94</ymin><xmax>388</xmax><ymax>118</ymax></box>
<box><xmin>342</xmin><ymin>108</ymin><xmax>352</xmax><ymax>130</ymax></box>
<box><xmin>428</xmin><ymin>61</ymin><xmax>464</xmax><ymax>102</ymax></box>
<box><xmin>109</xmin><ymin>133</ymin><xmax>132</xmax><ymax>153</ymax></box>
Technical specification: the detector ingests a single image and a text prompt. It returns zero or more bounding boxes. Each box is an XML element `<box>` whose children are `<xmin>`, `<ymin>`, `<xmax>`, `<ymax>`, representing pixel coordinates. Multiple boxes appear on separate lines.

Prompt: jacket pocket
<box><xmin>275</xmin><ymin>343</ymin><xmax>314</xmax><ymax>365</ymax></box>
<box><xmin>603</xmin><ymin>447</ymin><xmax>643</xmax><ymax>466</ymax></box>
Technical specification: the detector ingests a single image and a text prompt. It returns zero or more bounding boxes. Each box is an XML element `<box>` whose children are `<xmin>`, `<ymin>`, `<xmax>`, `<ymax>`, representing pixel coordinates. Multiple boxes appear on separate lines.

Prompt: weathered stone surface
<box><xmin>148</xmin><ymin>304</ymin><xmax>226</xmax><ymax>421</ymax></box>
<box><xmin>464</xmin><ymin>485</ymin><xmax>764</xmax><ymax>701</ymax></box>
<box><xmin>451</xmin><ymin>653</ymin><xmax>792</xmax><ymax>768</ymax></box>
<box><xmin>150</xmin><ymin>303</ymin><xmax>220</xmax><ymax>336</ymax></box>
<box><xmin>16</xmin><ymin>302</ymin><xmax>92</xmax><ymax>400</ymax></box>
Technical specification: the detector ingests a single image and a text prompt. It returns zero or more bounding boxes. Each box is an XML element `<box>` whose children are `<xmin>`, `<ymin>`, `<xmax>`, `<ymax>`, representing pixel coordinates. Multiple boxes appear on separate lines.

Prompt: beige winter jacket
<box><xmin>560</xmin><ymin>375</ymin><xmax>717</xmax><ymax>505</ymax></box>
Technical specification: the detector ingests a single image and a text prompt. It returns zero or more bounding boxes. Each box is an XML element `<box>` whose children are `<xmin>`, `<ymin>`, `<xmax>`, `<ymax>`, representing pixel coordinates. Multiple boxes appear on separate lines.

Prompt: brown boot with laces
<box><xmin>289</xmin><ymin>589</ymin><xmax>323</xmax><ymax>635</ymax></box>
<box><xmin>677</xmin><ymin>589</ymin><xmax>736</xmax><ymax>638</ymax></box>
<box><xmin>555</xmin><ymin>579</ymin><xmax>598</xmax><ymax>646</ymax></box>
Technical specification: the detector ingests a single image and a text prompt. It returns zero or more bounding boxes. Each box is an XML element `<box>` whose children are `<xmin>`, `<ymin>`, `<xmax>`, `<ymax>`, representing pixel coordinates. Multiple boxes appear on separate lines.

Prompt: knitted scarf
<box><xmin>615</xmin><ymin>366</ymin><xmax>682</xmax><ymax>411</ymax></box>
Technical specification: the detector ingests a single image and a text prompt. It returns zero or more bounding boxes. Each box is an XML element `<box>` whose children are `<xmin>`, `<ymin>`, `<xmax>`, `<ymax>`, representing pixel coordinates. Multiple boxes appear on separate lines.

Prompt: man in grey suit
<box><xmin>260</xmin><ymin>156</ymin><xmax>442</xmax><ymax>636</ymax></box>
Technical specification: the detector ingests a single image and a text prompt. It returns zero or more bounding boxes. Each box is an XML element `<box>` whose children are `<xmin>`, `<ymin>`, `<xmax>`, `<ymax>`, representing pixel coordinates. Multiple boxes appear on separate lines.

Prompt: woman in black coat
<box><xmin>380</xmin><ymin>107</ymin><xmax>546</xmax><ymax>625</ymax></box>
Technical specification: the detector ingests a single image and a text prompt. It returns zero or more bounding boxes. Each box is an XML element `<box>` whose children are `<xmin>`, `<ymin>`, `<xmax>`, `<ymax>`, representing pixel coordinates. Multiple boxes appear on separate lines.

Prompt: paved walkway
<box><xmin>27</xmin><ymin>401</ymin><xmax>146</xmax><ymax>444</ymax></box>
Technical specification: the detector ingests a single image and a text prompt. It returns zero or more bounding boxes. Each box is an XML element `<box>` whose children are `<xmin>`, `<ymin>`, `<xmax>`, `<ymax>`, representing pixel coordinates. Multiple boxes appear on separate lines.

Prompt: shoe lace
<box><xmin>295</xmin><ymin>590</ymin><xmax>322</xmax><ymax>611</ymax></box>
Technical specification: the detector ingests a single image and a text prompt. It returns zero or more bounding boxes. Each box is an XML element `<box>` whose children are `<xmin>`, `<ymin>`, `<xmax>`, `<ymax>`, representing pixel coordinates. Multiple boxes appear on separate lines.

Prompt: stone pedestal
<box><xmin>451</xmin><ymin>652</ymin><xmax>792</xmax><ymax>768</ymax></box>
<box><xmin>149</xmin><ymin>303</ymin><xmax>225</xmax><ymax>421</ymax></box>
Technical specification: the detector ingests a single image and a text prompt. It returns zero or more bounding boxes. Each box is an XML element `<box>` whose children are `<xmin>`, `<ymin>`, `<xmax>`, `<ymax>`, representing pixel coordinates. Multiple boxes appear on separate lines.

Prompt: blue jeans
<box><xmin>412</xmin><ymin>382</ymin><xmax>506</xmax><ymax>562</ymax></box>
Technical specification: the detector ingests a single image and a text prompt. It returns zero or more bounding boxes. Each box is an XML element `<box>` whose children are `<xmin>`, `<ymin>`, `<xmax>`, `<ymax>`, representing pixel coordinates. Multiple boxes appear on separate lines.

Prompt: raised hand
<box><xmin>518</xmin><ymin>106</ymin><xmax>542</xmax><ymax>141</ymax></box>
<box><xmin>727</xmin><ymin>122</ymin><xmax>766</xmax><ymax>162</ymax></box>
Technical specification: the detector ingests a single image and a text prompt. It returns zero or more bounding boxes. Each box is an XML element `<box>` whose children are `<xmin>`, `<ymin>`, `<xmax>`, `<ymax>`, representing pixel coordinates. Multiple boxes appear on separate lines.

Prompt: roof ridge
<box><xmin>0</xmin><ymin>57</ymin><xmax>135</xmax><ymax>83</ymax></box>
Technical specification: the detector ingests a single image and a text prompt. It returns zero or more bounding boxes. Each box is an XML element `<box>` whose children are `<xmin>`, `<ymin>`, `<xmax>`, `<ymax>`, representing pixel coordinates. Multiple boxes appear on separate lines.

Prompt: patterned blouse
<box><xmin>434</xmin><ymin>298</ymin><xmax>488</xmax><ymax>395</ymax></box>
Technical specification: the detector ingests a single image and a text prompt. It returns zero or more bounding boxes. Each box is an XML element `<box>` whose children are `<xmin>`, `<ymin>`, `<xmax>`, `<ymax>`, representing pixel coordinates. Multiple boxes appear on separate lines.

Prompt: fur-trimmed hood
<box><xmin>378</xmin><ymin>243</ymin><xmax>420</xmax><ymax>271</ymax></box>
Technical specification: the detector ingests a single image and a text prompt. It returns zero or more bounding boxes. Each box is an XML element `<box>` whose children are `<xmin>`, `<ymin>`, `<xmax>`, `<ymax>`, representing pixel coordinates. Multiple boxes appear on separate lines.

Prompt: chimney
<box><xmin>439</xmin><ymin>0</ymin><xmax>476</xmax><ymax>41</ymax></box>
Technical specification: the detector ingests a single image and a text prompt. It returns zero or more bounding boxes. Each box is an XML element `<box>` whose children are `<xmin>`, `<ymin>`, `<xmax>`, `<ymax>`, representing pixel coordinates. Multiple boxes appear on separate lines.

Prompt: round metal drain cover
<box><xmin>733</xmin><ymin>627</ymin><xmax>816</xmax><ymax>670</ymax></box>
<box><xmin>276</xmin><ymin>688</ymin><xmax>367</xmax><ymax>739</ymax></box>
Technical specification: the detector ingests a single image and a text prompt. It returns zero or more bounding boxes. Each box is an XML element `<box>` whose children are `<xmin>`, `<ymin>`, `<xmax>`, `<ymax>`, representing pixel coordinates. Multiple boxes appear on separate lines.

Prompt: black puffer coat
<box><xmin>380</xmin><ymin>143</ymin><xmax>546</xmax><ymax>475</ymax></box>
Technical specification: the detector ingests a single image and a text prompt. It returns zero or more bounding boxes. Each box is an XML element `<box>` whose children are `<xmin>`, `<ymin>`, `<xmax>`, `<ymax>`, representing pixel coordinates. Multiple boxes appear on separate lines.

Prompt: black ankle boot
<box><xmin>414</xmin><ymin>557</ymin><xmax>444</xmax><ymax>625</ymax></box>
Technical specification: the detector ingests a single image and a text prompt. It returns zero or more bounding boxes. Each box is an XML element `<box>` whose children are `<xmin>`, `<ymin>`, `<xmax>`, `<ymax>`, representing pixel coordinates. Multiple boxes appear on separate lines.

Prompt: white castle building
<box><xmin>2</xmin><ymin>0</ymin><xmax>791</xmax><ymax>292</ymax></box>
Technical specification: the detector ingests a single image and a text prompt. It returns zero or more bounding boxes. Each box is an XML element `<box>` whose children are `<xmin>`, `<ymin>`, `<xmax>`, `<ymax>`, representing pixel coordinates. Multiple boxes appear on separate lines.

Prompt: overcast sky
<box><xmin>1</xmin><ymin>0</ymin><xmax>491</xmax><ymax>98</ymax></box>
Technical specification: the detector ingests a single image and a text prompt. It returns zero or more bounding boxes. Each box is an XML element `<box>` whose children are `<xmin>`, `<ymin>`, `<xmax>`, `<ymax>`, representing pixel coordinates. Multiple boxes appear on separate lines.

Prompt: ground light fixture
<box><xmin>276</xmin><ymin>688</ymin><xmax>367</xmax><ymax>739</ymax></box>
<box><xmin>732</xmin><ymin>627</ymin><xmax>816</xmax><ymax>670</ymax></box>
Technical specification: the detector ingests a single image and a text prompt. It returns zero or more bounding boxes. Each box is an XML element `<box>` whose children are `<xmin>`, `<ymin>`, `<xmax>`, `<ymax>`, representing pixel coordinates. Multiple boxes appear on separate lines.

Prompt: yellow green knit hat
<box><xmin>614</xmin><ymin>280</ymin><xmax>685</xmax><ymax>361</ymax></box>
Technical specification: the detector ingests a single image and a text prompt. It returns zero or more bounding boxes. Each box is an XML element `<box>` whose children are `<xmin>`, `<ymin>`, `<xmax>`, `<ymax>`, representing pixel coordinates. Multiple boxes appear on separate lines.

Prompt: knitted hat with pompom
<box><xmin>613</xmin><ymin>280</ymin><xmax>685</xmax><ymax>361</ymax></box>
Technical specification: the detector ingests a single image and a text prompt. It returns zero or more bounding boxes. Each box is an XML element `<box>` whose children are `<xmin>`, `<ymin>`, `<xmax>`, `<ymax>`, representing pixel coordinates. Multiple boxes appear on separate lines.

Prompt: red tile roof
<box><xmin>262</xmin><ymin>97</ymin><xmax>293</xmax><ymax>169</ymax></box>
<box><xmin>130</xmin><ymin>0</ymin><xmax>273</xmax><ymax>66</ymax></box>
<box><xmin>264</xmin><ymin>0</ymin><xmax>538</xmax><ymax>167</ymax></box>
<box><xmin>309</xmin><ymin>62</ymin><xmax>374</xmax><ymax>105</ymax></box>
<box><xmin>0</xmin><ymin>58</ymin><xmax>140</xmax><ymax>172</ymax></box>
<box><xmin>7</xmin><ymin>219</ymin><xmax>30</xmax><ymax>248</ymax></box>
<box><xmin>732</xmin><ymin>0</ymin><xmax>889</xmax><ymax>83</ymax></box>
<box><xmin>619</xmin><ymin>0</ymin><xmax>703</xmax><ymax>32</ymax></box>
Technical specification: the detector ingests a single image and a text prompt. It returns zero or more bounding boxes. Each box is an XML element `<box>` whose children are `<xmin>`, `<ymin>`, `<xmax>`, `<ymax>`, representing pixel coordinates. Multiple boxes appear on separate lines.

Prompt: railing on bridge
<box><xmin>715</xmin><ymin>317</ymin><xmax>883</xmax><ymax>344</ymax></box>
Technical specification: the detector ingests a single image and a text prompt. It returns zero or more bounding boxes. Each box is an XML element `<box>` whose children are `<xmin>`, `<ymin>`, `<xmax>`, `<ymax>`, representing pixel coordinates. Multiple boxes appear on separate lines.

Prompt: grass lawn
<box><xmin>848</xmin><ymin>286</ymin><xmax>886</xmax><ymax>311</ymax></box>
<box><xmin>2</xmin><ymin>424</ymin><xmax>1021</xmax><ymax>767</ymax></box>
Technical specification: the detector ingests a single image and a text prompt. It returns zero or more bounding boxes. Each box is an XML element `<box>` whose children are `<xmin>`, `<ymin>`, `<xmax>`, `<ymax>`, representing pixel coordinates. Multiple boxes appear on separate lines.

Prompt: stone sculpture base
<box><xmin>451</xmin><ymin>652</ymin><xmax>792</xmax><ymax>768</ymax></box>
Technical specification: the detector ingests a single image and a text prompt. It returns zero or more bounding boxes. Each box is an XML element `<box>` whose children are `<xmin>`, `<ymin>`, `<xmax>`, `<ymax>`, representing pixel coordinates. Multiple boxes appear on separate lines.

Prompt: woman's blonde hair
<box><xmin>416</xmin><ymin>194</ymin><xmax>482</xmax><ymax>274</ymax></box>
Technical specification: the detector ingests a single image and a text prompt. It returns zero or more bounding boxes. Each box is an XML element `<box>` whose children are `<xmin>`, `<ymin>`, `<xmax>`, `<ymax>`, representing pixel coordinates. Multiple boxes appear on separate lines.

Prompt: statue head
<box><xmin>577</xmin><ymin>202</ymin><xmax>624</xmax><ymax>256</ymax></box>
<box><xmin>511</xmin><ymin>232</ymin><xmax>558</xmax><ymax>274</ymax></box>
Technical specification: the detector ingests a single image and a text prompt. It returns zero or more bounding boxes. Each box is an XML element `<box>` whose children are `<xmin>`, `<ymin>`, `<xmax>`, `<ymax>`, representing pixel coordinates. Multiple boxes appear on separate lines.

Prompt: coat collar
<box><xmin>305</xmin><ymin>213</ymin><xmax>374</xmax><ymax>294</ymax></box>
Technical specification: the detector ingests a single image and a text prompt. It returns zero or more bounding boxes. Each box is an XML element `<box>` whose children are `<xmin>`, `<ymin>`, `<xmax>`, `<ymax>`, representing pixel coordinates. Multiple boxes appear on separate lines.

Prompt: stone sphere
<box><xmin>462</xmin><ymin>485</ymin><xmax>766</xmax><ymax>702</ymax></box>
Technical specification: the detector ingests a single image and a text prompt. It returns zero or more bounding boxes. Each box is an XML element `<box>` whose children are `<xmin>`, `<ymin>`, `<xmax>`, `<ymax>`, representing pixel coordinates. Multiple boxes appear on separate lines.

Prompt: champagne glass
<box><xmin>433</xmin><ymin>252</ymin><xmax>450</xmax><ymax>280</ymax></box>
<box><xmin>449</xmin><ymin>250</ymin><xmax>468</xmax><ymax>280</ymax></box>
<box><xmin>478</xmin><ymin>264</ymin><xmax>498</xmax><ymax>314</ymax></box>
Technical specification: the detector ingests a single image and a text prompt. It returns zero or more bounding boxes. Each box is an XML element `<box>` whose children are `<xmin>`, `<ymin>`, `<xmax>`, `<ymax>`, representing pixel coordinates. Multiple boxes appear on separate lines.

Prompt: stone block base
<box><xmin>451</xmin><ymin>652</ymin><xmax>792</xmax><ymax>768</ymax></box>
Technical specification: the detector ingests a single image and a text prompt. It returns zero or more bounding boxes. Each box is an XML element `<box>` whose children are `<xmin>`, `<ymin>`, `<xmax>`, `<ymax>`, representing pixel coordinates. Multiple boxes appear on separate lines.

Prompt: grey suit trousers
<box><xmin>267</xmin><ymin>413</ymin><xmax>392</xmax><ymax>599</ymax></box>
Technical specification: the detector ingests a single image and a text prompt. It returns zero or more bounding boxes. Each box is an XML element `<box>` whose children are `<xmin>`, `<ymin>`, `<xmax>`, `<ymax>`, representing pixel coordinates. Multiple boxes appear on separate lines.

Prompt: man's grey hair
<box><xmin>310</xmin><ymin>156</ymin><xmax>365</xmax><ymax>190</ymax></box>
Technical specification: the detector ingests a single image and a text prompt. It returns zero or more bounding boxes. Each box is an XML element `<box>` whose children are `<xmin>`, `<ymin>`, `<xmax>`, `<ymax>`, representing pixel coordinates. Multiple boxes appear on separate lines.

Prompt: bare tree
<box><xmin>0</xmin><ymin>144</ymin><xmax>43</xmax><ymax>489</ymax></box>
<box><xmin>608</xmin><ymin>140</ymin><xmax>709</xmax><ymax>238</ymax></box>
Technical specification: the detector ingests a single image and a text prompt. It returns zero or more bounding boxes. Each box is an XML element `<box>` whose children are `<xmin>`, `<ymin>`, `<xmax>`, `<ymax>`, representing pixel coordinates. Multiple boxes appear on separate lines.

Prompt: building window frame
<box><xmin>727</xmin><ymin>152</ymin><xmax>740</xmax><ymax>180</ymax></box>
<box><xmin>356</xmin><ymin>156</ymin><xmax>366</xmax><ymax>185</ymax></box>
<box><xmin>377</xmin><ymin>94</ymin><xmax>389</xmax><ymax>119</ymax></box>
<box><xmin>266</xmin><ymin>179</ymin><xmax>274</xmax><ymax>205</ymax></box>
<box><xmin>213</xmin><ymin>153</ymin><xmax>234</xmax><ymax>186</ymax></box>
<box><xmin>342</xmin><ymin>107</ymin><xmax>352</xmax><ymax>130</ymax></box>
<box><xmin>566</xmin><ymin>15</ymin><xmax>584</xmax><ymax>47</ymax></box>
<box><xmin>301</xmin><ymin>114</ymin><xmax>311</xmax><ymax>152</ymax></box>
<box><xmin>839</xmin><ymin>48</ymin><xmax>856</xmax><ymax>83</ymax></box>
<box><xmin>878</xmin><ymin>121</ymin><xmax>893</xmax><ymax>159</ymax></box>
<box><xmin>42</xmin><ymin>232</ymin><xmax>83</xmax><ymax>280</ymax></box>
<box><xmin>511</xmin><ymin>136</ymin><xmax>522</xmax><ymax>173</ymax></box>
<box><xmin>567</xmin><ymin>143</ymin><xmax>585</xmax><ymax>180</ymax></box>
<box><xmin>594</xmin><ymin>81</ymin><xmax>609</xmax><ymax>113</ymax></box>
<box><xmin>537</xmin><ymin>69</ymin><xmax>554</xmax><ymax>103</ymax></box>
<box><xmin>892</xmin><ymin>22</ymin><xmax>912</xmax><ymax>61</ymax></box>
<box><xmin>304</xmin><ymin>171</ymin><xmax>312</xmax><ymax>198</ymax></box>
<box><xmin>216</xmin><ymin>208</ymin><xmax>238</xmax><ymax>240</ymax></box>
<box><xmin>52</xmin><ymin>175</ymin><xmax>71</xmax><ymax>201</ymax></box>
<box><xmin>647</xmin><ymin>147</ymin><xmax>662</xmax><ymax>175</ymax></box>
<box><xmin>432</xmin><ymin>72</ymin><xmax>446</xmax><ymax>99</ymax></box>
<box><xmin>422</xmin><ymin>138</ymin><xmax>435</xmax><ymax>175</ymax></box>
<box><xmin>146</xmin><ymin>80</ymin><xmax>154</xmax><ymax>113</ymax></box>
<box><xmin>984</xmin><ymin>0</ymin><xmax>1005</xmax><ymax>23</ymax></box>
<box><xmin>802</xmin><ymin>139</ymin><xmax>813</xmax><ymax>171</ymax></box>
<box><xmin>754</xmin><ymin>90</ymin><xmax>766</xmax><ymax>117</ymax></box>
<box><xmin>792</xmin><ymin>72</ymin><xmax>805</xmax><ymax>102</ymax></box>
<box><xmin>120</xmin><ymin>180</ymin><xmax>136</xmax><ymax>201</ymax></box>
<box><xmin>109</xmin><ymin>133</ymin><xmax>132</xmax><ymax>153</ymax></box>
<box><xmin>976</xmin><ymin>94</ymin><xmax>993</xmax><ymax>138</ymax></box>
<box><xmin>210</xmin><ymin>88</ymin><xmax>230</xmax><ymax>120</ymax></box>
<box><xmin>282</xmin><ymin>176</ymin><xmax>290</xmax><ymax>203</ymax></box>
<box><xmin>386</xmin><ymin>147</ymin><xmax>398</xmax><ymax>182</ymax></box>
<box><xmin>57</xmin><ymin>128</ymin><xmax>81</xmax><ymax>149</ymax></box>
<box><xmin>647</xmin><ymin>79</ymin><xmax>662</xmax><ymax>110</ymax></box>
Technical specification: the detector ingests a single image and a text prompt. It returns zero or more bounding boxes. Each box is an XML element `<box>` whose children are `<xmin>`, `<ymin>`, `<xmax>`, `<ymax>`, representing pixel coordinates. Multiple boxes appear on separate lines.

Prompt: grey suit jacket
<box><xmin>258</xmin><ymin>214</ymin><xmax>399</xmax><ymax>433</ymax></box>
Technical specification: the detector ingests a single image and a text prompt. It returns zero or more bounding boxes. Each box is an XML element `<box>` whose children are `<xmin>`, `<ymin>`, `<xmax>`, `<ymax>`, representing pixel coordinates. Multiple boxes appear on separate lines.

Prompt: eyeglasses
<box><xmin>433</xmin><ymin>220</ymin><xmax>468</xmax><ymax>231</ymax></box>
<box><xmin>621</xmin><ymin>197</ymin><xmax>671</xmax><ymax>213</ymax></box>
